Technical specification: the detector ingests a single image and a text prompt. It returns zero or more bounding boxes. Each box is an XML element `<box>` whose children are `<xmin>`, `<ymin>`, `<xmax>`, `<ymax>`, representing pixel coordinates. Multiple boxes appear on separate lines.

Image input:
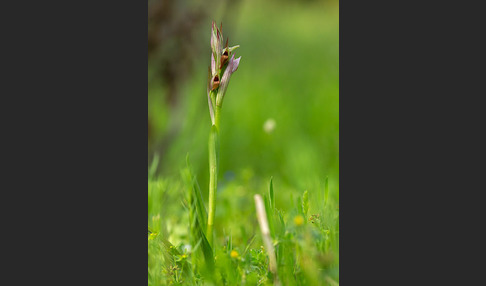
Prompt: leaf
<box><xmin>197</xmin><ymin>227</ymin><xmax>215</xmax><ymax>272</ymax></box>
<box><xmin>192</xmin><ymin>174</ymin><xmax>207</xmax><ymax>229</ymax></box>
<box><xmin>302</xmin><ymin>190</ymin><xmax>309</xmax><ymax>219</ymax></box>
<box><xmin>183</xmin><ymin>155</ymin><xmax>208</xmax><ymax>232</ymax></box>
<box><xmin>159</xmin><ymin>236</ymin><xmax>193</xmax><ymax>280</ymax></box>
<box><xmin>182</xmin><ymin>155</ymin><xmax>215</xmax><ymax>275</ymax></box>
<box><xmin>243</xmin><ymin>234</ymin><xmax>256</xmax><ymax>256</ymax></box>
<box><xmin>324</xmin><ymin>176</ymin><xmax>329</xmax><ymax>208</ymax></box>
<box><xmin>263</xmin><ymin>194</ymin><xmax>275</xmax><ymax>236</ymax></box>
<box><xmin>269</xmin><ymin>177</ymin><xmax>275</xmax><ymax>212</ymax></box>
<box><xmin>274</xmin><ymin>209</ymin><xmax>286</xmax><ymax>237</ymax></box>
<box><xmin>227</xmin><ymin>233</ymin><xmax>233</xmax><ymax>252</ymax></box>
<box><xmin>148</xmin><ymin>153</ymin><xmax>159</xmax><ymax>178</ymax></box>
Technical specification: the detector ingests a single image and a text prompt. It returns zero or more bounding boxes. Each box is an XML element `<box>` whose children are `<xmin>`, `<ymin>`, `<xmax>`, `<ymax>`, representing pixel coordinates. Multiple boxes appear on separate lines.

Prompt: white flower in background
<box><xmin>263</xmin><ymin>118</ymin><xmax>276</xmax><ymax>133</ymax></box>
<box><xmin>182</xmin><ymin>244</ymin><xmax>192</xmax><ymax>253</ymax></box>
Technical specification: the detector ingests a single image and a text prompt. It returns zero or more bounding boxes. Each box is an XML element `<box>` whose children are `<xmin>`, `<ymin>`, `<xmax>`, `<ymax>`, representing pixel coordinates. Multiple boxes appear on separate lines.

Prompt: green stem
<box><xmin>207</xmin><ymin>105</ymin><xmax>221</xmax><ymax>247</ymax></box>
<box><xmin>214</xmin><ymin>104</ymin><xmax>221</xmax><ymax>129</ymax></box>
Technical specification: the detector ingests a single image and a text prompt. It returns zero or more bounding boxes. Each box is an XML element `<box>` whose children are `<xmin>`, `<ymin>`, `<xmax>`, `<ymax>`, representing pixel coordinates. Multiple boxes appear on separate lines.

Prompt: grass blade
<box><xmin>302</xmin><ymin>190</ymin><xmax>309</xmax><ymax>219</ymax></box>
<box><xmin>263</xmin><ymin>194</ymin><xmax>275</xmax><ymax>236</ymax></box>
<box><xmin>197</xmin><ymin>227</ymin><xmax>215</xmax><ymax>272</ymax></box>
<box><xmin>182</xmin><ymin>154</ymin><xmax>215</xmax><ymax>275</ymax></box>
<box><xmin>269</xmin><ymin>177</ymin><xmax>275</xmax><ymax>211</ymax></box>
<box><xmin>192</xmin><ymin>174</ymin><xmax>207</xmax><ymax>229</ymax></box>
<box><xmin>324</xmin><ymin>176</ymin><xmax>329</xmax><ymax>208</ymax></box>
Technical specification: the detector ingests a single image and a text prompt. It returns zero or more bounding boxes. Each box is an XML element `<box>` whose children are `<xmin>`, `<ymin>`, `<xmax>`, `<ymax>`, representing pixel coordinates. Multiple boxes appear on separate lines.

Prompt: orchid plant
<box><xmin>206</xmin><ymin>21</ymin><xmax>241</xmax><ymax>246</ymax></box>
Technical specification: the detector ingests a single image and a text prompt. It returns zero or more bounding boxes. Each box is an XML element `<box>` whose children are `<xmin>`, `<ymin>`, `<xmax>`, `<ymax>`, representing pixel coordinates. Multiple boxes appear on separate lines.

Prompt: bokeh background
<box><xmin>148</xmin><ymin>0</ymin><xmax>339</xmax><ymax>281</ymax></box>
<box><xmin>148</xmin><ymin>0</ymin><xmax>339</xmax><ymax>193</ymax></box>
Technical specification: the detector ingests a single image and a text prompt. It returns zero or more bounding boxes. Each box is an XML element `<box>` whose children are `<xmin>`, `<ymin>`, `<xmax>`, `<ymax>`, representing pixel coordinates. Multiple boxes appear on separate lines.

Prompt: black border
<box><xmin>340</xmin><ymin>0</ymin><xmax>484</xmax><ymax>284</ymax></box>
<box><xmin>4</xmin><ymin>0</ymin><xmax>484</xmax><ymax>284</ymax></box>
<box><xmin>4</xmin><ymin>0</ymin><xmax>148</xmax><ymax>284</ymax></box>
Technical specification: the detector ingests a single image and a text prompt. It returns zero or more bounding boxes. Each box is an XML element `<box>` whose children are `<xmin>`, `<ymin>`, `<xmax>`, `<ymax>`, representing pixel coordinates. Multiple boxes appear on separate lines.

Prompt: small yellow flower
<box><xmin>294</xmin><ymin>215</ymin><xmax>304</xmax><ymax>226</ymax></box>
<box><xmin>181</xmin><ymin>254</ymin><xmax>187</xmax><ymax>259</ymax></box>
<box><xmin>148</xmin><ymin>232</ymin><xmax>157</xmax><ymax>240</ymax></box>
<box><xmin>230</xmin><ymin>250</ymin><xmax>239</xmax><ymax>258</ymax></box>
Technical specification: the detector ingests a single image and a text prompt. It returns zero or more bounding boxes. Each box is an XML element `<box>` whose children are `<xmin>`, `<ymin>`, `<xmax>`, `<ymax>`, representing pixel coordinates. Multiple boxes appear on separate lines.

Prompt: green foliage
<box><xmin>148</xmin><ymin>0</ymin><xmax>338</xmax><ymax>284</ymax></box>
<box><xmin>182</xmin><ymin>157</ymin><xmax>215</xmax><ymax>275</ymax></box>
<box><xmin>149</xmin><ymin>172</ymin><xmax>339</xmax><ymax>285</ymax></box>
<box><xmin>269</xmin><ymin>177</ymin><xmax>275</xmax><ymax>211</ymax></box>
<box><xmin>302</xmin><ymin>190</ymin><xmax>309</xmax><ymax>219</ymax></box>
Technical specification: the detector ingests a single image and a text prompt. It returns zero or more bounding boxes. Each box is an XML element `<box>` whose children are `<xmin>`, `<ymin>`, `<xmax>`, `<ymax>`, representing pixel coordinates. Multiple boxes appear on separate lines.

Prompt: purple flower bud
<box><xmin>211</xmin><ymin>53</ymin><xmax>216</xmax><ymax>76</ymax></box>
<box><xmin>210</xmin><ymin>21</ymin><xmax>223</xmax><ymax>73</ymax></box>
<box><xmin>229</xmin><ymin>55</ymin><xmax>241</xmax><ymax>73</ymax></box>
<box><xmin>216</xmin><ymin>54</ymin><xmax>241</xmax><ymax>106</ymax></box>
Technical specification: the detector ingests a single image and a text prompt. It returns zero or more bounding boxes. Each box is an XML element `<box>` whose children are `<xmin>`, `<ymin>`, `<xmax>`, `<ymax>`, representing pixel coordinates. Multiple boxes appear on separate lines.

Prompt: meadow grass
<box><xmin>148</xmin><ymin>0</ymin><xmax>339</xmax><ymax>284</ymax></box>
<box><xmin>148</xmin><ymin>158</ymin><xmax>339</xmax><ymax>285</ymax></box>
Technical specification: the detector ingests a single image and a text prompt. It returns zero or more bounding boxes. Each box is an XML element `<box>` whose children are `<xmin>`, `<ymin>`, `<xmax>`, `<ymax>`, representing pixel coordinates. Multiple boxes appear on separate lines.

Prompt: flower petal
<box><xmin>211</xmin><ymin>53</ymin><xmax>216</xmax><ymax>76</ymax></box>
<box><xmin>216</xmin><ymin>54</ymin><xmax>241</xmax><ymax>106</ymax></box>
<box><xmin>228</xmin><ymin>45</ymin><xmax>240</xmax><ymax>54</ymax></box>
<box><xmin>230</xmin><ymin>56</ymin><xmax>241</xmax><ymax>73</ymax></box>
<box><xmin>210</xmin><ymin>21</ymin><xmax>222</xmax><ymax>71</ymax></box>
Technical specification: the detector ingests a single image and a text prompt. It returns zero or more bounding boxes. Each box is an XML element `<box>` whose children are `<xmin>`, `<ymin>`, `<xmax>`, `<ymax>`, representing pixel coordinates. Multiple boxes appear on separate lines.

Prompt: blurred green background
<box><xmin>148</xmin><ymin>0</ymin><xmax>338</xmax><ymax>193</ymax></box>
<box><xmin>148</xmin><ymin>0</ymin><xmax>339</xmax><ymax>282</ymax></box>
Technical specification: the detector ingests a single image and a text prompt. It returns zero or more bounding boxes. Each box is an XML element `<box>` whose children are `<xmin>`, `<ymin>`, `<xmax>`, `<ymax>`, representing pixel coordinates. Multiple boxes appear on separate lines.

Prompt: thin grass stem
<box><xmin>254</xmin><ymin>194</ymin><xmax>280</xmax><ymax>285</ymax></box>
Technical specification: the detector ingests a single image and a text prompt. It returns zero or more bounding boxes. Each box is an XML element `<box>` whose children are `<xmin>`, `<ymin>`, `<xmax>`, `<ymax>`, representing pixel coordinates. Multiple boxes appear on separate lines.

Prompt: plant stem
<box><xmin>254</xmin><ymin>194</ymin><xmax>279</xmax><ymax>285</ymax></box>
<box><xmin>214</xmin><ymin>104</ymin><xmax>221</xmax><ymax>129</ymax></box>
<box><xmin>207</xmin><ymin>105</ymin><xmax>221</xmax><ymax>247</ymax></box>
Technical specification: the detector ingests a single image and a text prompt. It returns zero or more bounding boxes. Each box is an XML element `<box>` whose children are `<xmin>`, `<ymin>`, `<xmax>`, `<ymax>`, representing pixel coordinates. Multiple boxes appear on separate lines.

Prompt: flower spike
<box><xmin>205</xmin><ymin>21</ymin><xmax>241</xmax><ymax>247</ymax></box>
<box><xmin>207</xmin><ymin>21</ymin><xmax>241</xmax><ymax>115</ymax></box>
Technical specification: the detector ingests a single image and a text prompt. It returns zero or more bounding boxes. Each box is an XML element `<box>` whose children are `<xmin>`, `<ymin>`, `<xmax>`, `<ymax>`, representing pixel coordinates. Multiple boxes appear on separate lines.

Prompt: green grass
<box><xmin>148</xmin><ymin>158</ymin><xmax>339</xmax><ymax>285</ymax></box>
<box><xmin>148</xmin><ymin>0</ymin><xmax>339</xmax><ymax>284</ymax></box>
